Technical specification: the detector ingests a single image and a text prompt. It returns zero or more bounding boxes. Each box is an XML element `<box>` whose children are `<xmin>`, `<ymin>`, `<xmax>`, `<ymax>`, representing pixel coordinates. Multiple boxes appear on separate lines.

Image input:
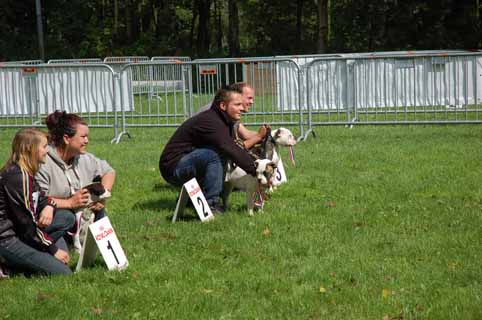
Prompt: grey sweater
<box><xmin>36</xmin><ymin>146</ymin><xmax>114</xmax><ymax>198</ymax></box>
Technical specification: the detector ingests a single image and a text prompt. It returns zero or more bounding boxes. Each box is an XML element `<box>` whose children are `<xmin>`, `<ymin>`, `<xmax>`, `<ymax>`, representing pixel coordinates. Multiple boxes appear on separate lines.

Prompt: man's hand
<box><xmin>38</xmin><ymin>205</ymin><xmax>54</xmax><ymax>228</ymax></box>
<box><xmin>257</xmin><ymin>124</ymin><xmax>271</xmax><ymax>139</ymax></box>
<box><xmin>54</xmin><ymin>249</ymin><xmax>70</xmax><ymax>264</ymax></box>
<box><xmin>69</xmin><ymin>189</ymin><xmax>90</xmax><ymax>209</ymax></box>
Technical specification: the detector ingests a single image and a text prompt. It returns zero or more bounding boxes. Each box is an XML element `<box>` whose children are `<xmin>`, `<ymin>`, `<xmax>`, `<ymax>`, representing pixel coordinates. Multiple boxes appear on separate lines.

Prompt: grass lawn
<box><xmin>0</xmin><ymin>124</ymin><xmax>481</xmax><ymax>319</ymax></box>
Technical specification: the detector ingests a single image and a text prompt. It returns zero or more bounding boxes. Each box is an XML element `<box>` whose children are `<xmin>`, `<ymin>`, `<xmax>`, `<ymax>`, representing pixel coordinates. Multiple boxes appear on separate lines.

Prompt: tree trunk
<box><xmin>190</xmin><ymin>1</ymin><xmax>198</xmax><ymax>53</ymax></box>
<box><xmin>214</xmin><ymin>0</ymin><xmax>223</xmax><ymax>52</ymax></box>
<box><xmin>227</xmin><ymin>0</ymin><xmax>240</xmax><ymax>57</ymax></box>
<box><xmin>125</xmin><ymin>0</ymin><xmax>133</xmax><ymax>43</ymax></box>
<box><xmin>196</xmin><ymin>0</ymin><xmax>211</xmax><ymax>57</ymax></box>
<box><xmin>316</xmin><ymin>0</ymin><xmax>328</xmax><ymax>53</ymax></box>
<box><xmin>114</xmin><ymin>0</ymin><xmax>119</xmax><ymax>35</ymax></box>
<box><xmin>296</xmin><ymin>0</ymin><xmax>304</xmax><ymax>49</ymax></box>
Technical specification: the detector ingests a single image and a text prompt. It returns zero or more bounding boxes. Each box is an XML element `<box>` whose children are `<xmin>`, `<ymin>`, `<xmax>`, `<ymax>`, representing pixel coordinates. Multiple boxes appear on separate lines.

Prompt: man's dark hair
<box><xmin>212</xmin><ymin>86</ymin><xmax>242</xmax><ymax>108</ymax></box>
<box><xmin>226</xmin><ymin>82</ymin><xmax>251</xmax><ymax>92</ymax></box>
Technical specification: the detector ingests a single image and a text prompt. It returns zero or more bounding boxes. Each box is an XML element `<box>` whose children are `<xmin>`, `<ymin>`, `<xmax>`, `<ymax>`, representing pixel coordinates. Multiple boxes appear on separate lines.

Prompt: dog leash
<box><xmin>288</xmin><ymin>145</ymin><xmax>296</xmax><ymax>167</ymax></box>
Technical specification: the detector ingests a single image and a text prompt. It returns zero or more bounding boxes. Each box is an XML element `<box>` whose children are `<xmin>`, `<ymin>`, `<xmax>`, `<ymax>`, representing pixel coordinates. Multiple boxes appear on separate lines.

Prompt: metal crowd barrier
<box><xmin>48</xmin><ymin>58</ymin><xmax>103</xmax><ymax>64</ymax></box>
<box><xmin>302</xmin><ymin>52</ymin><xmax>482</xmax><ymax>139</ymax></box>
<box><xmin>1</xmin><ymin>60</ymin><xmax>43</xmax><ymax>66</ymax></box>
<box><xmin>114</xmin><ymin>57</ymin><xmax>305</xmax><ymax>142</ymax></box>
<box><xmin>0</xmin><ymin>63</ymin><xmax>123</xmax><ymax>140</ymax></box>
<box><xmin>1</xmin><ymin>52</ymin><xmax>481</xmax><ymax>144</ymax></box>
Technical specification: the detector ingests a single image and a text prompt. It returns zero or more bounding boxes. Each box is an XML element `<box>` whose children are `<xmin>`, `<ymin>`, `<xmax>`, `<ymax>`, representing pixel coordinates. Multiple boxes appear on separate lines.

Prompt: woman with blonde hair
<box><xmin>0</xmin><ymin>128</ymin><xmax>74</xmax><ymax>276</ymax></box>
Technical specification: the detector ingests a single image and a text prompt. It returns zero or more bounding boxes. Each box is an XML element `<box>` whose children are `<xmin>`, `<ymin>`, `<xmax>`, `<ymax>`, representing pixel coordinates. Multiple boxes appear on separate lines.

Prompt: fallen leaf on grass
<box><xmin>383</xmin><ymin>314</ymin><xmax>404</xmax><ymax>320</ymax></box>
<box><xmin>448</xmin><ymin>261</ymin><xmax>458</xmax><ymax>271</ymax></box>
<box><xmin>36</xmin><ymin>291</ymin><xmax>55</xmax><ymax>303</ymax></box>
<box><xmin>382</xmin><ymin>288</ymin><xmax>391</xmax><ymax>298</ymax></box>
<box><xmin>325</xmin><ymin>201</ymin><xmax>336</xmax><ymax>208</ymax></box>
<box><xmin>202</xmin><ymin>289</ymin><xmax>214</xmax><ymax>294</ymax></box>
<box><xmin>92</xmin><ymin>307</ymin><xmax>103</xmax><ymax>315</ymax></box>
<box><xmin>262</xmin><ymin>228</ymin><xmax>270</xmax><ymax>236</ymax></box>
<box><xmin>319</xmin><ymin>286</ymin><xmax>327</xmax><ymax>293</ymax></box>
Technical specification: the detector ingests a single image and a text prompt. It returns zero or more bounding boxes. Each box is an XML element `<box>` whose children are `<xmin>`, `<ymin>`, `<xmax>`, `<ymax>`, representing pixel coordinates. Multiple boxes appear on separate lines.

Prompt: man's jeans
<box><xmin>167</xmin><ymin>148</ymin><xmax>224</xmax><ymax>206</ymax></box>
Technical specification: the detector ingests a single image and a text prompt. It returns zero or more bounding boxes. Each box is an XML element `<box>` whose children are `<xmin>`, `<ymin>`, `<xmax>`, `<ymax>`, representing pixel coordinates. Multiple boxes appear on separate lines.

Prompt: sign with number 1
<box><xmin>172</xmin><ymin>178</ymin><xmax>214</xmax><ymax>223</ymax></box>
<box><xmin>76</xmin><ymin>217</ymin><xmax>128</xmax><ymax>271</ymax></box>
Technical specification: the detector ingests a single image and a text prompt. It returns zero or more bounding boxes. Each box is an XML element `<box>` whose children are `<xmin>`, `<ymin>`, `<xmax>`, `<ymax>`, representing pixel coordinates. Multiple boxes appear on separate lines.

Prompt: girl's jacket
<box><xmin>0</xmin><ymin>164</ymin><xmax>58</xmax><ymax>254</ymax></box>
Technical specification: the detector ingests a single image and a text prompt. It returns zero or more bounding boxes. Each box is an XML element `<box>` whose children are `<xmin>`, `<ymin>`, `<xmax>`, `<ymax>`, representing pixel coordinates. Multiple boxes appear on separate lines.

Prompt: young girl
<box><xmin>0</xmin><ymin>128</ymin><xmax>74</xmax><ymax>276</ymax></box>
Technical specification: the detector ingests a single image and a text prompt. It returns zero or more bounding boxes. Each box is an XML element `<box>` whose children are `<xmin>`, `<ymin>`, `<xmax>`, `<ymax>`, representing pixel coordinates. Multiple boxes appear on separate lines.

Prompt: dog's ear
<box><xmin>274</xmin><ymin>129</ymin><xmax>281</xmax><ymax>139</ymax></box>
<box><xmin>254</xmin><ymin>160</ymin><xmax>259</xmax><ymax>169</ymax></box>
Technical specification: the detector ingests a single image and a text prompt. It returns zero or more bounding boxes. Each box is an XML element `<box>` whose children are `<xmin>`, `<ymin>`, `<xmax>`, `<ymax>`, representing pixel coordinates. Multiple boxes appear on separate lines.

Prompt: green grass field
<box><xmin>0</xmin><ymin>125</ymin><xmax>481</xmax><ymax>319</ymax></box>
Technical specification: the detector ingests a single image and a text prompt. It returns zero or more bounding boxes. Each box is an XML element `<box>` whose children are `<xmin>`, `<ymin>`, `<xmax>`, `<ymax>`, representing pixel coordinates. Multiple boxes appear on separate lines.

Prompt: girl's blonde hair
<box><xmin>1</xmin><ymin>128</ymin><xmax>48</xmax><ymax>175</ymax></box>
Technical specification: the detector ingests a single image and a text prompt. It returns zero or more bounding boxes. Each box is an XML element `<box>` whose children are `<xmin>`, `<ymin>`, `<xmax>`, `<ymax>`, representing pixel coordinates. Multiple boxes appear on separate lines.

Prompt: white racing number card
<box><xmin>274</xmin><ymin>158</ymin><xmax>288</xmax><ymax>185</ymax></box>
<box><xmin>75</xmin><ymin>217</ymin><xmax>128</xmax><ymax>272</ymax></box>
<box><xmin>172</xmin><ymin>177</ymin><xmax>214</xmax><ymax>223</ymax></box>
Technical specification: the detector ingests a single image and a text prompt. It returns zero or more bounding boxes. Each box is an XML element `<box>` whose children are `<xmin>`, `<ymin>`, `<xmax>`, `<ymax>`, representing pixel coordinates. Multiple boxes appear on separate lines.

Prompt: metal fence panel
<box><xmin>0</xmin><ymin>64</ymin><xmax>122</xmax><ymax>137</ymax></box>
<box><xmin>304</xmin><ymin>52</ymin><xmax>482</xmax><ymax>130</ymax></box>
<box><xmin>115</xmin><ymin>58</ymin><xmax>304</xmax><ymax>139</ymax></box>
<box><xmin>117</xmin><ymin>62</ymin><xmax>192</xmax><ymax>132</ymax></box>
<box><xmin>48</xmin><ymin>58</ymin><xmax>103</xmax><ymax>64</ymax></box>
<box><xmin>192</xmin><ymin>58</ymin><xmax>303</xmax><ymax>133</ymax></box>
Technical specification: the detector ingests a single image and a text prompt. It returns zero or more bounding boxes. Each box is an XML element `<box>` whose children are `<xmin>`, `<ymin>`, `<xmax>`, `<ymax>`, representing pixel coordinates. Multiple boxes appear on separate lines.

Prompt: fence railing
<box><xmin>1</xmin><ymin>51</ymin><xmax>481</xmax><ymax>143</ymax></box>
<box><xmin>0</xmin><ymin>63</ymin><xmax>122</xmax><ymax>139</ymax></box>
<box><xmin>302</xmin><ymin>52</ymin><xmax>482</xmax><ymax>139</ymax></box>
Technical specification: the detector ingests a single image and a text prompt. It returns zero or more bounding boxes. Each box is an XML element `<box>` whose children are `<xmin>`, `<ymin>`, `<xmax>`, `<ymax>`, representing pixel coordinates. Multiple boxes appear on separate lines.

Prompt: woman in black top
<box><xmin>0</xmin><ymin>128</ymin><xmax>74</xmax><ymax>276</ymax></box>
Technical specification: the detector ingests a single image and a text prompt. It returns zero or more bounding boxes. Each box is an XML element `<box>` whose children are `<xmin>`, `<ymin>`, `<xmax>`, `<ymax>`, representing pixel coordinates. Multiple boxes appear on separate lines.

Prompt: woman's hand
<box><xmin>54</xmin><ymin>249</ymin><xmax>70</xmax><ymax>264</ymax></box>
<box><xmin>38</xmin><ymin>205</ymin><xmax>54</xmax><ymax>228</ymax></box>
<box><xmin>89</xmin><ymin>201</ymin><xmax>105</xmax><ymax>213</ymax></box>
<box><xmin>69</xmin><ymin>189</ymin><xmax>90</xmax><ymax>209</ymax></box>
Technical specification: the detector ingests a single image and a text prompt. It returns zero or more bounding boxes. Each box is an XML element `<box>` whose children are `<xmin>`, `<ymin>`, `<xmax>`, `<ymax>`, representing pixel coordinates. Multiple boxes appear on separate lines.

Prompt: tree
<box><xmin>228</xmin><ymin>0</ymin><xmax>240</xmax><ymax>57</ymax></box>
<box><xmin>195</xmin><ymin>0</ymin><xmax>211</xmax><ymax>57</ymax></box>
<box><xmin>316</xmin><ymin>0</ymin><xmax>328</xmax><ymax>53</ymax></box>
<box><xmin>296</xmin><ymin>0</ymin><xmax>304</xmax><ymax>49</ymax></box>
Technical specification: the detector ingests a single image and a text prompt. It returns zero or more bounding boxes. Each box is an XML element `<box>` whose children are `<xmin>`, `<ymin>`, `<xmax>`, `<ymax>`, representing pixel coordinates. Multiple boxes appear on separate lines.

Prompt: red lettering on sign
<box><xmin>188</xmin><ymin>187</ymin><xmax>201</xmax><ymax>197</ymax></box>
<box><xmin>95</xmin><ymin>228</ymin><xmax>114</xmax><ymax>241</ymax></box>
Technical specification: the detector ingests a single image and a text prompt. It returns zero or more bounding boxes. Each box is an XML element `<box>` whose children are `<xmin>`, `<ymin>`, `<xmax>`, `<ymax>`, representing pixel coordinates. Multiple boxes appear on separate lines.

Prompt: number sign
<box><xmin>76</xmin><ymin>217</ymin><xmax>128</xmax><ymax>271</ymax></box>
<box><xmin>274</xmin><ymin>158</ymin><xmax>288</xmax><ymax>185</ymax></box>
<box><xmin>172</xmin><ymin>178</ymin><xmax>214</xmax><ymax>223</ymax></box>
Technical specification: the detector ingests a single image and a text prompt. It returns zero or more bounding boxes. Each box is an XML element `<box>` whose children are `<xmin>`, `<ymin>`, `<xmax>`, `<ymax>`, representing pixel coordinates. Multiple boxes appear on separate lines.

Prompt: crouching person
<box><xmin>159</xmin><ymin>87</ymin><xmax>257</xmax><ymax>214</ymax></box>
<box><xmin>0</xmin><ymin>129</ymin><xmax>73</xmax><ymax>276</ymax></box>
<box><xmin>35</xmin><ymin>111</ymin><xmax>115</xmax><ymax>251</ymax></box>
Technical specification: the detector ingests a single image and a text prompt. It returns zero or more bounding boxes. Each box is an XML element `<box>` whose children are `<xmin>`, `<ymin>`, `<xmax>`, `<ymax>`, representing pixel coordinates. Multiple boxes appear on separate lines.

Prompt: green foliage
<box><xmin>0</xmin><ymin>125</ymin><xmax>481</xmax><ymax>319</ymax></box>
<box><xmin>0</xmin><ymin>1</ymin><xmax>480</xmax><ymax>64</ymax></box>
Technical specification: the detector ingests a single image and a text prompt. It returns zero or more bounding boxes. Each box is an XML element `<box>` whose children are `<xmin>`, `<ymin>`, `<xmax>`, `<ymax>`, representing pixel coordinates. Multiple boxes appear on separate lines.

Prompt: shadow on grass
<box><xmin>152</xmin><ymin>183</ymin><xmax>178</xmax><ymax>192</ymax></box>
<box><xmin>133</xmin><ymin>197</ymin><xmax>201</xmax><ymax>222</ymax></box>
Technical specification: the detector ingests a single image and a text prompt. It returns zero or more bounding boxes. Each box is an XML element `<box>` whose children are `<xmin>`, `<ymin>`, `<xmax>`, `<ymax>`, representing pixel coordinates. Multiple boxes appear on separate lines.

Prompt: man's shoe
<box><xmin>209</xmin><ymin>203</ymin><xmax>225</xmax><ymax>215</ymax></box>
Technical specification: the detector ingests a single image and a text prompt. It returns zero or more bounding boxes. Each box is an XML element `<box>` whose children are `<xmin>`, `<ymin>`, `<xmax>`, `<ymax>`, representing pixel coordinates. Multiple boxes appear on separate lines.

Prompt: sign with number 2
<box><xmin>172</xmin><ymin>178</ymin><xmax>214</xmax><ymax>223</ymax></box>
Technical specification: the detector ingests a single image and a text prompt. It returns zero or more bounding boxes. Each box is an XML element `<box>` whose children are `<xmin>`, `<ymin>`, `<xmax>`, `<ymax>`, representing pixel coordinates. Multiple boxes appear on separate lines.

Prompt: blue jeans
<box><xmin>0</xmin><ymin>237</ymin><xmax>72</xmax><ymax>276</ymax></box>
<box><xmin>167</xmin><ymin>148</ymin><xmax>225</xmax><ymax>206</ymax></box>
<box><xmin>43</xmin><ymin>209</ymin><xmax>76</xmax><ymax>242</ymax></box>
<box><xmin>0</xmin><ymin>208</ymin><xmax>75</xmax><ymax>276</ymax></box>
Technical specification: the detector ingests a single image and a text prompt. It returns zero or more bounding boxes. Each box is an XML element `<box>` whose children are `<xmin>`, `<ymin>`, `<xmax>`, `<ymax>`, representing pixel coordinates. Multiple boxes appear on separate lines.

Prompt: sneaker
<box><xmin>209</xmin><ymin>203</ymin><xmax>225</xmax><ymax>215</ymax></box>
<box><xmin>0</xmin><ymin>264</ymin><xmax>10</xmax><ymax>279</ymax></box>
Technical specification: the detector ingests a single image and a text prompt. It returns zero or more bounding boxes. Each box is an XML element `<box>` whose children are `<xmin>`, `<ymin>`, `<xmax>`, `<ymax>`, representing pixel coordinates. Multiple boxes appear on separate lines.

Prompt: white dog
<box><xmin>223</xmin><ymin>159</ymin><xmax>276</xmax><ymax>216</ymax></box>
<box><xmin>251</xmin><ymin>127</ymin><xmax>297</xmax><ymax>189</ymax></box>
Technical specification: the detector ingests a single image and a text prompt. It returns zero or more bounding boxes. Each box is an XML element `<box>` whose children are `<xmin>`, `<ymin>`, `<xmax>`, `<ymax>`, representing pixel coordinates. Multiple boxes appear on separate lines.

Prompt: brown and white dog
<box><xmin>251</xmin><ymin>127</ymin><xmax>297</xmax><ymax>190</ymax></box>
<box><xmin>223</xmin><ymin>159</ymin><xmax>276</xmax><ymax>216</ymax></box>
